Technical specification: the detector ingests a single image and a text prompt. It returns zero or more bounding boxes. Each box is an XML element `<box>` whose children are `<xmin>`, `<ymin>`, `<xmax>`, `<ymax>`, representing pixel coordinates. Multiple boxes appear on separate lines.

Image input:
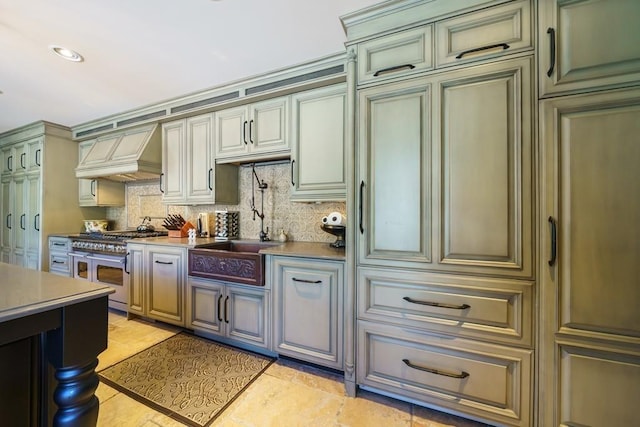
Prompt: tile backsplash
<box><xmin>106</xmin><ymin>162</ymin><xmax>345</xmax><ymax>243</ymax></box>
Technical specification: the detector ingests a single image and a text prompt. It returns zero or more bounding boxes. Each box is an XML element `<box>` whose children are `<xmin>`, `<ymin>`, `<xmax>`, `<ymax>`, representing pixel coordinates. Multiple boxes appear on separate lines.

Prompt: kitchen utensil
<box><xmin>137</xmin><ymin>216</ymin><xmax>155</xmax><ymax>232</ymax></box>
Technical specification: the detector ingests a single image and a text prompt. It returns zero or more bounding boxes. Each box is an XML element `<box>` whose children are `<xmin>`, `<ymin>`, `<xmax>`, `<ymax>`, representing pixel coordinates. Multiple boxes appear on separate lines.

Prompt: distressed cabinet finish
<box><xmin>358</xmin><ymin>56</ymin><xmax>533</xmax><ymax>279</ymax></box>
<box><xmin>187</xmin><ymin>276</ymin><xmax>270</xmax><ymax>351</ymax></box>
<box><xmin>538</xmin><ymin>0</ymin><xmax>640</xmax><ymax>97</ymax></box>
<box><xmin>272</xmin><ymin>256</ymin><xmax>344</xmax><ymax>369</ymax></box>
<box><xmin>126</xmin><ymin>243</ymin><xmax>186</xmax><ymax>327</ymax></box>
<box><xmin>215</xmin><ymin>96</ymin><xmax>289</xmax><ymax>163</ymax></box>
<box><xmin>162</xmin><ymin>114</ymin><xmax>238</xmax><ymax>205</ymax></box>
<box><xmin>539</xmin><ymin>88</ymin><xmax>640</xmax><ymax>427</ymax></box>
<box><xmin>0</xmin><ymin>122</ymin><xmax>83</xmax><ymax>272</ymax></box>
<box><xmin>290</xmin><ymin>84</ymin><xmax>347</xmax><ymax>202</ymax></box>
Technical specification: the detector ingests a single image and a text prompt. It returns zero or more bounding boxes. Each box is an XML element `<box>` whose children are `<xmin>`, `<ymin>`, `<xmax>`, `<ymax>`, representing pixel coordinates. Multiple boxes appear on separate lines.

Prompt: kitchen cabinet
<box><xmin>0</xmin><ymin>122</ymin><xmax>86</xmax><ymax>272</ymax></box>
<box><xmin>271</xmin><ymin>256</ymin><xmax>344</xmax><ymax>369</ymax></box>
<box><xmin>290</xmin><ymin>84</ymin><xmax>347</xmax><ymax>202</ymax></box>
<box><xmin>187</xmin><ymin>276</ymin><xmax>270</xmax><ymax>351</ymax></box>
<box><xmin>77</xmin><ymin>140</ymin><xmax>124</xmax><ymax>206</ymax></box>
<box><xmin>344</xmin><ymin>1</ymin><xmax>534</xmax><ymax>425</ymax></box>
<box><xmin>126</xmin><ymin>243</ymin><xmax>186</xmax><ymax>327</ymax></box>
<box><xmin>357</xmin><ymin>56</ymin><xmax>533</xmax><ymax>278</ymax></box>
<box><xmin>161</xmin><ymin>114</ymin><xmax>239</xmax><ymax>205</ymax></box>
<box><xmin>538</xmin><ymin>0</ymin><xmax>640</xmax><ymax>97</ymax></box>
<box><xmin>539</xmin><ymin>87</ymin><xmax>640</xmax><ymax>427</ymax></box>
<box><xmin>214</xmin><ymin>96</ymin><xmax>289</xmax><ymax>163</ymax></box>
<box><xmin>48</xmin><ymin>236</ymin><xmax>71</xmax><ymax>277</ymax></box>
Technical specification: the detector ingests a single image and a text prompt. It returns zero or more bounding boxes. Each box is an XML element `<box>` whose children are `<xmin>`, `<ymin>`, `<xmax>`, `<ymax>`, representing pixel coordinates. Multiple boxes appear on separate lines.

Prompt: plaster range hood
<box><xmin>75</xmin><ymin>124</ymin><xmax>162</xmax><ymax>182</ymax></box>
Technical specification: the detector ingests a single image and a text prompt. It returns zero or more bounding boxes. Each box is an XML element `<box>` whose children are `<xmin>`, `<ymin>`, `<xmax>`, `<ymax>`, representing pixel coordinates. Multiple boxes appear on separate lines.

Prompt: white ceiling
<box><xmin>0</xmin><ymin>0</ymin><xmax>382</xmax><ymax>134</ymax></box>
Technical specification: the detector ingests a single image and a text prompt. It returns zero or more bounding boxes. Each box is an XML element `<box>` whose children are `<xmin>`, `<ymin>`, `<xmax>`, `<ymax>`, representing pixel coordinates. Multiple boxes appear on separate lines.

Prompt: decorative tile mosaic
<box><xmin>106</xmin><ymin>163</ymin><xmax>345</xmax><ymax>243</ymax></box>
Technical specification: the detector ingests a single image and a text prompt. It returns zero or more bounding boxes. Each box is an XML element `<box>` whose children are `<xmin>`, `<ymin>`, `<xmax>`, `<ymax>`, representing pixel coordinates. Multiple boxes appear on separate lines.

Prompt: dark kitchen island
<box><xmin>0</xmin><ymin>263</ymin><xmax>114</xmax><ymax>427</ymax></box>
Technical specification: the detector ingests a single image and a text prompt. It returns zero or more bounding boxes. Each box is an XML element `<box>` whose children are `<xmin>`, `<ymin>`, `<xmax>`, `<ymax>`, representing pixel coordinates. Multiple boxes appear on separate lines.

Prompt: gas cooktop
<box><xmin>74</xmin><ymin>230</ymin><xmax>169</xmax><ymax>241</ymax></box>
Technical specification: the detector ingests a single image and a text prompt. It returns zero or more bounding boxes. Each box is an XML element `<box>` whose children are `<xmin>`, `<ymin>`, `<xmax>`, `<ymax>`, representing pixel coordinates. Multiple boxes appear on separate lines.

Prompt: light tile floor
<box><xmin>96</xmin><ymin>310</ymin><xmax>491</xmax><ymax>427</ymax></box>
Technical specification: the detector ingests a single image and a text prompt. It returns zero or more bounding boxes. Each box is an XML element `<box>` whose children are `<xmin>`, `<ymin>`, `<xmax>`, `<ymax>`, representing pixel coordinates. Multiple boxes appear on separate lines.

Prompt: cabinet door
<box><xmin>13</xmin><ymin>175</ymin><xmax>26</xmax><ymax>257</ymax></box>
<box><xmin>187</xmin><ymin>277</ymin><xmax>225</xmax><ymax>336</ymax></box>
<box><xmin>539</xmin><ymin>0</ymin><xmax>640</xmax><ymax>96</ymax></box>
<box><xmin>25</xmin><ymin>138</ymin><xmax>42</xmax><ymax>173</ymax></box>
<box><xmin>249</xmin><ymin>97</ymin><xmax>289</xmax><ymax>155</ymax></box>
<box><xmin>273</xmin><ymin>257</ymin><xmax>344</xmax><ymax>369</ymax></box>
<box><xmin>226</xmin><ymin>285</ymin><xmax>269</xmax><ymax>349</ymax></box>
<box><xmin>1</xmin><ymin>146</ymin><xmax>13</xmax><ymax>176</ymax></box>
<box><xmin>290</xmin><ymin>84</ymin><xmax>347</xmax><ymax>202</ymax></box>
<box><xmin>215</xmin><ymin>105</ymin><xmax>249</xmax><ymax>159</ymax></box>
<box><xmin>539</xmin><ymin>88</ymin><xmax>640</xmax><ymax>427</ymax></box>
<box><xmin>126</xmin><ymin>244</ymin><xmax>145</xmax><ymax>316</ymax></box>
<box><xmin>1</xmin><ymin>177</ymin><xmax>12</xmax><ymax>252</ymax></box>
<box><xmin>147</xmin><ymin>246</ymin><xmax>185</xmax><ymax>326</ymax></box>
<box><xmin>161</xmin><ymin>120</ymin><xmax>186</xmax><ymax>203</ymax></box>
<box><xmin>434</xmin><ymin>57</ymin><xmax>533</xmax><ymax>278</ymax></box>
<box><xmin>358</xmin><ymin>78</ymin><xmax>431</xmax><ymax>268</ymax></box>
<box><xmin>26</xmin><ymin>174</ymin><xmax>40</xmax><ymax>262</ymax></box>
<box><xmin>185</xmin><ymin>114</ymin><xmax>214</xmax><ymax>203</ymax></box>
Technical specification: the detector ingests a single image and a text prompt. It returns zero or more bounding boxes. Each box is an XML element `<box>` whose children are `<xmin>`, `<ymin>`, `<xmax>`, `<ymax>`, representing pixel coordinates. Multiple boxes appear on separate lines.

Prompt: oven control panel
<box><xmin>71</xmin><ymin>240</ymin><xmax>127</xmax><ymax>254</ymax></box>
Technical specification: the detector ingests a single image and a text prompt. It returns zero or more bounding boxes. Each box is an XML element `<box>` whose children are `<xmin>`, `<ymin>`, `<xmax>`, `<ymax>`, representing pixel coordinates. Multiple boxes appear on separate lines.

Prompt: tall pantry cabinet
<box><xmin>0</xmin><ymin>122</ymin><xmax>93</xmax><ymax>271</ymax></box>
<box><xmin>538</xmin><ymin>1</ymin><xmax>640</xmax><ymax>426</ymax></box>
<box><xmin>342</xmin><ymin>1</ymin><xmax>535</xmax><ymax>425</ymax></box>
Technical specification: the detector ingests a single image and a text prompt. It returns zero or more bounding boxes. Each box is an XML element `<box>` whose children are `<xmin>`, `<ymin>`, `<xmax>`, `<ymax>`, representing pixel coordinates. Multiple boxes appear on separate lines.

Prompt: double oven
<box><xmin>69</xmin><ymin>231</ymin><xmax>167</xmax><ymax>311</ymax></box>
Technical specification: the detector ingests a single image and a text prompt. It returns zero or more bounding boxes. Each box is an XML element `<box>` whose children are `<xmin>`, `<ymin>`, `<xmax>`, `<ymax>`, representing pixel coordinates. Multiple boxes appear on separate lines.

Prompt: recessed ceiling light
<box><xmin>49</xmin><ymin>45</ymin><xmax>84</xmax><ymax>62</ymax></box>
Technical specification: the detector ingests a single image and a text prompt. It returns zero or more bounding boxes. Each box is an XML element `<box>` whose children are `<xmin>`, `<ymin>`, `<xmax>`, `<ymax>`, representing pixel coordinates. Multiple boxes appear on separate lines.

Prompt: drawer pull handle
<box><xmin>52</xmin><ymin>260</ymin><xmax>65</xmax><ymax>264</ymax></box>
<box><xmin>402</xmin><ymin>359</ymin><xmax>469</xmax><ymax>379</ymax></box>
<box><xmin>455</xmin><ymin>43</ymin><xmax>510</xmax><ymax>59</ymax></box>
<box><xmin>154</xmin><ymin>260</ymin><xmax>173</xmax><ymax>265</ymax></box>
<box><xmin>403</xmin><ymin>296</ymin><xmax>470</xmax><ymax>310</ymax></box>
<box><xmin>373</xmin><ymin>63</ymin><xmax>415</xmax><ymax>77</ymax></box>
<box><xmin>546</xmin><ymin>28</ymin><xmax>556</xmax><ymax>77</ymax></box>
<box><xmin>53</xmin><ymin>242</ymin><xmax>66</xmax><ymax>247</ymax></box>
<box><xmin>292</xmin><ymin>277</ymin><xmax>322</xmax><ymax>284</ymax></box>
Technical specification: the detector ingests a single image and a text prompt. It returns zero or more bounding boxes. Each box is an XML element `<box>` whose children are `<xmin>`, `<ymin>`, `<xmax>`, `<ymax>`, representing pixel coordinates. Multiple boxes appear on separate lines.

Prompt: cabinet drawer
<box><xmin>358</xmin><ymin>267</ymin><xmax>533</xmax><ymax>347</ymax></box>
<box><xmin>436</xmin><ymin>0</ymin><xmax>531</xmax><ymax>68</ymax></box>
<box><xmin>358</xmin><ymin>321</ymin><xmax>532</xmax><ymax>427</ymax></box>
<box><xmin>357</xmin><ymin>25</ymin><xmax>433</xmax><ymax>85</ymax></box>
<box><xmin>48</xmin><ymin>237</ymin><xmax>70</xmax><ymax>252</ymax></box>
<box><xmin>49</xmin><ymin>253</ymin><xmax>71</xmax><ymax>274</ymax></box>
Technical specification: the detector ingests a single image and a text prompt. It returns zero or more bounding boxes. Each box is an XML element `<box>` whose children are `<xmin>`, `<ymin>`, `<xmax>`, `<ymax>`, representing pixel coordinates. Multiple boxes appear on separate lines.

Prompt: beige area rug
<box><xmin>99</xmin><ymin>332</ymin><xmax>274</xmax><ymax>427</ymax></box>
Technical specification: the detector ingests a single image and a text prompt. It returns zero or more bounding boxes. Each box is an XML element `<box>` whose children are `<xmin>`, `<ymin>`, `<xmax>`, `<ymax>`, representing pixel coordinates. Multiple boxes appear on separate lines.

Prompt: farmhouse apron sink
<box><xmin>188</xmin><ymin>241</ymin><xmax>281</xmax><ymax>286</ymax></box>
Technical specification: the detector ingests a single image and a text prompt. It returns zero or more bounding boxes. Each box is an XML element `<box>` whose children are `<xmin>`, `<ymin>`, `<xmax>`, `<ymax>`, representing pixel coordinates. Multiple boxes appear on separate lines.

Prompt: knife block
<box><xmin>169</xmin><ymin>221</ymin><xmax>195</xmax><ymax>238</ymax></box>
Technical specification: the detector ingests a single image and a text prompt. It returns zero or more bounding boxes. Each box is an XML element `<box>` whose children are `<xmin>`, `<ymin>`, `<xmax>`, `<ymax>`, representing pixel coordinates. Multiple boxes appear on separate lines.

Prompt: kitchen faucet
<box><xmin>250</xmin><ymin>163</ymin><xmax>270</xmax><ymax>241</ymax></box>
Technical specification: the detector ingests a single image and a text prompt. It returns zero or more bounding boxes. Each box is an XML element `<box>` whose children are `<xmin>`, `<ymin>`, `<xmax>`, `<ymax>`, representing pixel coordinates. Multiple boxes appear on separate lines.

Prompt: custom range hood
<box><xmin>75</xmin><ymin>124</ymin><xmax>161</xmax><ymax>181</ymax></box>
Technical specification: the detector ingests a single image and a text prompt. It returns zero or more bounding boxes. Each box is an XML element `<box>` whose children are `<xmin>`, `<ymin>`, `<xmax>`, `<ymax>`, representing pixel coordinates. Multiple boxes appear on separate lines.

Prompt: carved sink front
<box><xmin>188</xmin><ymin>241</ymin><xmax>281</xmax><ymax>286</ymax></box>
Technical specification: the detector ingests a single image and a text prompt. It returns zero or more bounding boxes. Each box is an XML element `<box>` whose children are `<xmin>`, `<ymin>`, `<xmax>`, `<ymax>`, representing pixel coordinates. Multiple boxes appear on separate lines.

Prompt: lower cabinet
<box><xmin>127</xmin><ymin>243</ymin><xmax>186</xmax><ymax>327</ymax></box>
<box><xmin>271</xmin><ymin>256</ymin><xmax>344</xmax><ymax>370</ymax></box>
<box><xmin>47</xmin><ymin>236</ymin><xmax>71</xmax><ymax>276</ymax></box>
<box><xmin>187</xmin><ymin>276</ymin><xmax>270</xmax><ymax>350</ymax></box>
<box><xmin>358</xmin><ymin>321</ymin><xmax>532</xmax><ymax>427</ymax></box>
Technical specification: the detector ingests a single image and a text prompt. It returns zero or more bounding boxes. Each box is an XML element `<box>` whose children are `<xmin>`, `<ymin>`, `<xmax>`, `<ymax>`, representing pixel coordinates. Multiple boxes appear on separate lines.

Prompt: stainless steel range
<box><xmin>69</xmin><ymin>231</ymin><xmax>168</xmax><ymax>311</ymax></box>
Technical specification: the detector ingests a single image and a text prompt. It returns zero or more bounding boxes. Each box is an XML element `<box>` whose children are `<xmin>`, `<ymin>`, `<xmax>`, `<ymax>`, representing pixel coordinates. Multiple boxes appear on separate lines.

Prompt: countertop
<box><xmin>0</xmin><ymin>263</ymin><xmax>114</xmax><ymax>323</ymax></box>
<box><xmin>127</xmin><ymin>237</ymin><xmax>346</xmax><ymax>261</ymax></box>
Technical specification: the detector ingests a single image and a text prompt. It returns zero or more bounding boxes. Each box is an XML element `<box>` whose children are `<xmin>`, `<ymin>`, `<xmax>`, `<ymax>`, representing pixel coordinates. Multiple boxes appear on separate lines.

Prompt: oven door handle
<box><xmin>86</xmin><ymin>255</ymin><xmax>125</xmax><ymax>264</ymax></box>
<box><xmin>68</xmin><ymin>252</ymin><xmax>88</xmax><ymax>258</ymax></box>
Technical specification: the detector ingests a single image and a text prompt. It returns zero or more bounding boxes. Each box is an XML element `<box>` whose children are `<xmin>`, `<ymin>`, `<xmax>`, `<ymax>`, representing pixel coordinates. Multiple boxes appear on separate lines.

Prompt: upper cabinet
<box><xmin>1</xmin><ymin>138</ymin><xmax>42</xmax><ymax>177</ymax></box>
<box><xmin>353</xmin><ymin>0</ymin><xmax>531</xmax><ymax>87</ymax></box>
<box><xmin>77</xmin><ymin>140</ymin><xmax>124</xmax><ymax>207</ymax></box>
<box><xmin>215</xmin><ymin>96</ymin><xmax>290</xmax><ymax>163</ymax></box>
<box><xmin>290</xmin><ymin>84</ymin><xmax>347</xmax><ymax>202</ymax></box>
<box><xmin>161</xmin><ymin>113</ymin><xmax>239</xmax><ymax>205</ymax></box>
<box><xmin>539</xmin><ymin>0</ymin><xmax>640</xmax><ymax>97</ymax></box>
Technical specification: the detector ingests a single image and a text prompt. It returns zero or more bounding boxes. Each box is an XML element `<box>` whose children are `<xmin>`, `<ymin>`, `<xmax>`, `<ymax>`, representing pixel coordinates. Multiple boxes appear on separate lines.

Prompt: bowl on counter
<box><xmin>83</xmin><ymin>220</ymin><xmax>109</xmax><ymax>233</ymax></box>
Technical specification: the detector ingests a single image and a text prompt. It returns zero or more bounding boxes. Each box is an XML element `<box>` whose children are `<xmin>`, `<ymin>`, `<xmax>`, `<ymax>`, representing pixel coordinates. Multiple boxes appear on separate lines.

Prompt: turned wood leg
<box><xmin>52</xmin><ymin>359</ymin><xmax>100</xmax><ymax>427</ymax></box>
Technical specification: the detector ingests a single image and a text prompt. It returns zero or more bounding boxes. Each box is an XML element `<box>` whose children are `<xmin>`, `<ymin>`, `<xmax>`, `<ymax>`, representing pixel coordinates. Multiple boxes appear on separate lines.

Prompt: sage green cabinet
<box><xmin>187</xmin><ymin>277</ymin><xmax>270</xmax><ymax>350</ymax></box>
<box><xmin>215</xmin><ymin>97</ymin><xmax>289</xmax><ymax>163</ymax></box>
<box><xmin>162</xmin><ymin>114</ymin><xmax>238</xmax><ymax>205</ymax></box>
<box><xmin>539</xmin><ymin>87</ymin><xmax>640</xmax><ymax>427</ymax></box>
<box><xmin>538</xmin><ymin>0</ymin><xmax>640</xmax><ymax>97</ymax></box>
<box><xmin>126</xmin><ymin>243</ymin><xmax>186</xmax><ymax>327</ymax></box>
<box><xmin>290</xmin><ymin>84</ymin><xmax>347</xmax><ymax>202</ymax></box>
<box><xmin>358</xmin><ymin>56</ymin><xmax>533</xmax><ymax>279</ymax></box>
<box><xmin>0</xmin><ymin>122</ymin><xmax>82</xmax><ymax>272</ymax></box>
<box><xmin>272</xmin><ymin>256</ymin><xmax>344</xmax><ymax>369</ymax></box>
